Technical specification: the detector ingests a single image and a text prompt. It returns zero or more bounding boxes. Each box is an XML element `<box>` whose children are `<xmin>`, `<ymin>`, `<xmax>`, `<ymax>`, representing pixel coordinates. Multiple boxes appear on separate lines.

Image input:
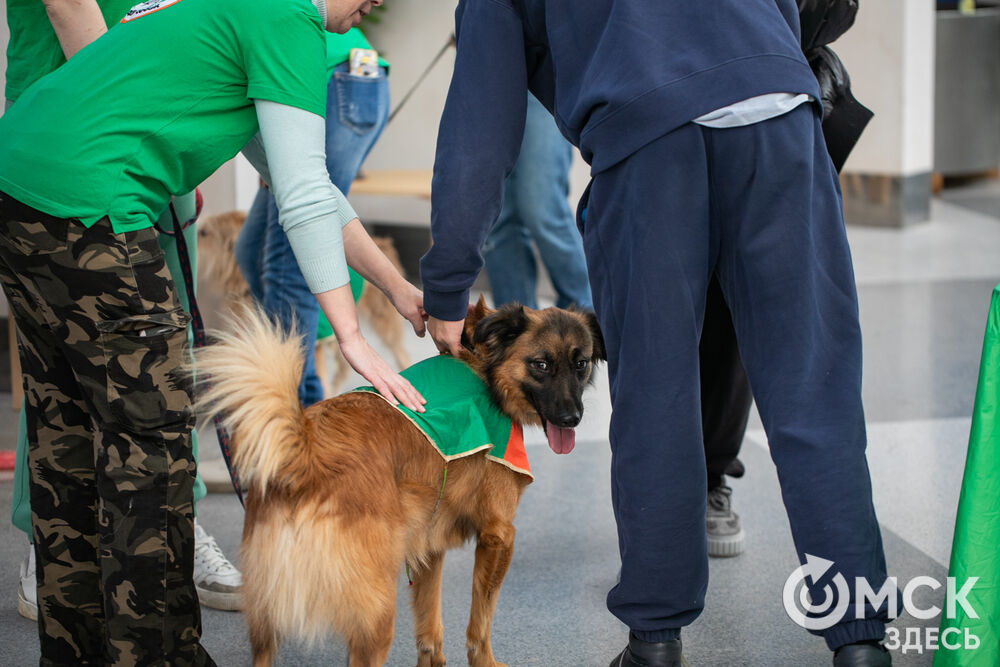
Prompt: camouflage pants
<box><xmin>0</xmin><ymin>193</ymin><xmax>214</xmax><ymax>666</ymax></box>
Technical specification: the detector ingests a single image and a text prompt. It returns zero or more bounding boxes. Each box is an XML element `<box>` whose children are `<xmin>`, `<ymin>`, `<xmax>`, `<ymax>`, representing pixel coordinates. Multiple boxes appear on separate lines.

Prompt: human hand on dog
<box><xmin>428</xmin><ymin>313</ymin><xmax>468</xmax><ymax>357</ymax></box>
<box><xmin>317</xmin><ymin>284</ymin><xmax>426</xmax><ymax>412</ymax></box>
<box><xmin>338</xmin><ymin>333</ymin><xmax>427</xmax><ymax>412</ymax></box>
<box><xmin>388</xmin><ymin>280</ymin><xmax>428</xmax><ymax>338</ymax></box>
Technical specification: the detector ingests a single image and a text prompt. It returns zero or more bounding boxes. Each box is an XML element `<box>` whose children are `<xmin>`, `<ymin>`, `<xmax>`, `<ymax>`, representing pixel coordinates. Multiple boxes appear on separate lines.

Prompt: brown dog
<box><xmin>196</xmin><ymin>210</ymin><xmax>410</xmax><ymax>397</ymax></box>
<box><xmin>193</xmin><ymin>298</ymin><xmax>605</xmax><ymax>667</ymax></box>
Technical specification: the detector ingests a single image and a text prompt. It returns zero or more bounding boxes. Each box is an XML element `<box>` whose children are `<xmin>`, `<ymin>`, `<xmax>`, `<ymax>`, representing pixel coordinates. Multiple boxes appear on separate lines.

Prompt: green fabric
<box><xmin>316</xmin><ymin>268</ymin><xmax>365</xmax><ymax>340</ymax></box>
<box><xmin>325</xmin><ymin>28</ymin><xmax>388</xmax><ymax>73</ymax></box>
<box><xmin>0</xmin><ymin>0</ymin><xmax>327</xmax><ymax>234</ymax></box>
<box><xmin>352</xmin><ymin>356</ymin><xmax>522</xmax><ymax>467</ymax></box>
<box><xmin>11</xmin><ymin>406</ymin><xmax>30</xmax><ymax>539</ymax></box>
<box><xmin>3</xmin><ymin>0</ymin><xmax>136</xmax><ymax>103</ymax></box>
<box><xmin>934</xmin><ymin>284</ymin><xmax>1000</xmax><ymax>667</ymax></box>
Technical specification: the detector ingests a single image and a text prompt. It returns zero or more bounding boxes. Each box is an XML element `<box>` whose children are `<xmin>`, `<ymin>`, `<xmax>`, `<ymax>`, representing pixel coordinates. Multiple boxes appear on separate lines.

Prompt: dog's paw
<box><xmin>415</xmin><ymin>643</ymin><xmax>446</xmax><ymax>667</ymax></box>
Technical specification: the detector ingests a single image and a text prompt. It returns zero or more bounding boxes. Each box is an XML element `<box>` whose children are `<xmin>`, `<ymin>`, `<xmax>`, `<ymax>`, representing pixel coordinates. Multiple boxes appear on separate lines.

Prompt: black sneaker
<box><xmin>832</xmin><ymin>641</ymin><xmax>892</xmax><ymax>667</ymax></box>
<box><xmin>609</xmin><ymin>634</ymin><xmax>688</xmax><ymax>667</ymax></box>
<box><xmin>707</xmin><ymin>484</ymin><xmax>745</xmax><ymax>557</ymax></box>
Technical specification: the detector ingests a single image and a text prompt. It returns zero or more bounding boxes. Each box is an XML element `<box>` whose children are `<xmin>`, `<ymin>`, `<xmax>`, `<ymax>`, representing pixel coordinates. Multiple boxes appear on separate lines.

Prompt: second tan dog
<box><xmin>196</xmin><ymin>210</ymin><xmax>410</xmax><ymax>397</ymax></box>
<box><xmin>193</xmin><ymin>298</ymin><xmax>605</xmax><ymax>666</ymax></box>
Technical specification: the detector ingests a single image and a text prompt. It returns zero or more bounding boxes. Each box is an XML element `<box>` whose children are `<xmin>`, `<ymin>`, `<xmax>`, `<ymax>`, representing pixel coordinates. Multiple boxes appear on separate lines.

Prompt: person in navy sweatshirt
<box><xmin>420</xmin><ymin>2</ymin><xmax>895</xmax><ymax>666</ymax></box>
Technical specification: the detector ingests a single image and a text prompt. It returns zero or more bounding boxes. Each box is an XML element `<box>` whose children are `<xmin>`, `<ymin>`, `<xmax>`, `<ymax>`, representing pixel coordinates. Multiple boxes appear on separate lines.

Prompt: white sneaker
<box><xmin>193</xmin><ymin>520</ymin><xmax>242</xmax><ymax>611</ymax></box>
<box><xmin>17</xmin><ymin>546</ymin><xmax>37</xmax><ymax>621</ymax></box>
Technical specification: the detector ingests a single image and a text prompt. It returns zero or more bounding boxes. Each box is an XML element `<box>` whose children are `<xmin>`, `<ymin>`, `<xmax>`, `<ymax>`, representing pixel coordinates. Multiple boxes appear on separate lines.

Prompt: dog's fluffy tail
<box><xmin>192</xmin><ymin>306</ymin><xmax>306</xmax><ymax>493</ymax></box>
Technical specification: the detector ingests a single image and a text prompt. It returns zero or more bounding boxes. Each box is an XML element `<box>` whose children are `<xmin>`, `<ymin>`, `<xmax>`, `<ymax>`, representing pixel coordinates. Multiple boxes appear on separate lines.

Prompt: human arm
<box><xmin>253</xmin><ymin>97</ymin><xmax>425</xmax><ymax>410</ymax></box>
<box><xmin>41</xmin><ymin>0</ymin><xmax>108</xmax><ymax>59</ymax></box>
<box><xmin>341</xmin><ymin>220</ymin><xmax>426</xmax><ymax>338</ymax></box>
<box><xmin>418</xmin><ymin>0</ymin><xmax>529</xmax><ymax>351</ymax></box>
<box><xmin>239</xmin><ymin>133</ymin><xmax>271</xmax><ymax>188</ymax></box>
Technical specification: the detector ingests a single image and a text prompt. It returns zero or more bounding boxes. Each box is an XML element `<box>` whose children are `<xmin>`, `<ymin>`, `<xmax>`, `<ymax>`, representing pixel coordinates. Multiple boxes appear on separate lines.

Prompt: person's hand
<box><xmin>428</xmin><ymin>316</ymin><xmax>466</xmax><ymax>357</ymax></box>
<box><xmin>387</xmin><ymin>280</ymin><xmax>427</xmax><ymax>338</ymax></box>
<box><xmin>338</xmin><ymin>331</ymin><xmax>426</xmax><ymax>412</ymax></box>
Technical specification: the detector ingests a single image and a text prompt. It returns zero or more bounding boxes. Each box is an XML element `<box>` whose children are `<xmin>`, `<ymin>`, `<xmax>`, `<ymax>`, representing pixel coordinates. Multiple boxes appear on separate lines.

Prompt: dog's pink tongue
<box><xmin>545</xmin><ymin>422</ymin><xmax>576</xmax><ymax>454</ymax></box>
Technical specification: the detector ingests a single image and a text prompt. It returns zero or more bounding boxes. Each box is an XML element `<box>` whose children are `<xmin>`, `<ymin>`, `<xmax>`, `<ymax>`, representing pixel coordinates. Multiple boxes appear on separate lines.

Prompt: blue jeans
<box><xmin>482</xmin><ymin>94</ymin><xmax>592</xmax><ymax>310</ymax></box>
<box><xmin>235</xmin><ymin>64</ymin><xmax>389</xmax><ymax>406</ymax></box>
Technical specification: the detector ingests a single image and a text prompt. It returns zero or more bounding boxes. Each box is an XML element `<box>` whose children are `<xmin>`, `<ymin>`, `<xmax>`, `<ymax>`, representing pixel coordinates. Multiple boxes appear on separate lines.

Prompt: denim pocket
<box><xmin>334</xmin><ymin>71</ymin><xmax>385</xmax><ymax>134</ymax></box>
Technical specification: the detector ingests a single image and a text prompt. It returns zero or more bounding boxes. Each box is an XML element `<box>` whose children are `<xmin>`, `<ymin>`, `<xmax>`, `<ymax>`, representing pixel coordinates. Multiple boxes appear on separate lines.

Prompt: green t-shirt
<box><xmin>325</xmin><ymin>28</ymin><xmax>389</xmax><ymax>73</ymax></box>
<box><xmin>3</xmin><ymin>0</ymin><xmax>136</xmax><ymax>103</ymax></box>
<box><xmin>352</xmin><ymin>356</ymin><xmax>531</xmax><ymax>478</ymax></box>
<box><xmin>0</xmin><ymin>0</ymin><xmax>327</xmax><ymax>233</ymax></box>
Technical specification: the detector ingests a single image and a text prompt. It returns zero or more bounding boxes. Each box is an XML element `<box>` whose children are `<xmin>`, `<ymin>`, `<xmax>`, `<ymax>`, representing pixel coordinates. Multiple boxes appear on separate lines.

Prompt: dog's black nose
<box><xmin>554</xmin><ymin>411</ymin><xmax>581</xmax><ymax>428</ymax></box>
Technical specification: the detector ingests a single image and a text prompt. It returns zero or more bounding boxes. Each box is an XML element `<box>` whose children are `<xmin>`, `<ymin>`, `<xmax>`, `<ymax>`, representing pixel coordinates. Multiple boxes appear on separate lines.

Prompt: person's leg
<box><xmin>700</xmin><ymin>275</ymin><xmax>752</xmax><ymax>492</ymax></box>
<box><xmin>3</xmin><ymin>278</ymin><xmax>106</xmax><ymax>663</ymax></box>
<box><xmin>11</xmin><ymin>191</ymin><xmax>212</xmax><ymax>624</ymax></box>
<box><xmin>482</xmin><ymin>150</ymin><xmax>538</xmax><ymax>309</ymax></box>
<box><xmin>482</xmin><ymin>191</ymin><xmax>537</xmax><ymax>308</ymax></box>
<box><xmin>1</xmin><ymin>240</ymin><xmax>104</xmax><ymax>659</ymax></box>
<box><xmin>0</xmin><ymin>201</ymin><xmax>212</xmax><ymax>664</ymax></box>
<box><xmin>234</xmin><ymin>186</ymin><xmax>270</xmax><ymax>302</ymax></box>
<box><xmin>700</xmin><ymin>274</ymin><xmax>753</xmax><ymax>558</ymax></box>
<box><xmin>710</xmin><ymin>104</ymin><xmax>895</xmax><ymax>650</ymax></box>
<box><xmin>155</xmin><ymin>196</ymin><xmax>242</xmax><ymax>611</ymax></box>
<box><xmin>515</xmin><ymin>95</ymin><xmax>593</xmax><ymax>310</ymax></box>
<box><xmin>582</xmin><ymin>123</ymin><xmax>712</xmax><ymax>644</ymax></box>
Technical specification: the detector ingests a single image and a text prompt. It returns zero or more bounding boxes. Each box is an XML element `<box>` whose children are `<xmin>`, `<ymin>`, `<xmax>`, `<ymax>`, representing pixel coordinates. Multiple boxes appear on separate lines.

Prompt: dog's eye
<box><xmin>531</xmin><ymin>359</ymin><xmax>549</xmax><ymax>372</ymax></box>
<box><xmin>576</xmin><ymin>359</ymin><xmax>589</xmax><ymax>371</ymax></box>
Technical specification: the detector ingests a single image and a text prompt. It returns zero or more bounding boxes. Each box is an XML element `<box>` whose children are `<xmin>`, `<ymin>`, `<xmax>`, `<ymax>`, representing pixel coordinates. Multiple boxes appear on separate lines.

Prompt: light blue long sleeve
<box><xmin>247</xmin><ymin>98</ymin><xmax>359</xmax><ymax>293</ymax></box>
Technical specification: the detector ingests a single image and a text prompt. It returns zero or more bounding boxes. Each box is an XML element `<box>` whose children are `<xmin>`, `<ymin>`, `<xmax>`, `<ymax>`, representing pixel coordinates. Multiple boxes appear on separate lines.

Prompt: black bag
<box><xmin>797</xmin><ymin>0</ymin><xmax>860</xmax><ymax>52</ymax></box>
<box><xmin>808</xmin><ymin>45</ymin><xmax>873</xmax><ymax>172</ymax></box>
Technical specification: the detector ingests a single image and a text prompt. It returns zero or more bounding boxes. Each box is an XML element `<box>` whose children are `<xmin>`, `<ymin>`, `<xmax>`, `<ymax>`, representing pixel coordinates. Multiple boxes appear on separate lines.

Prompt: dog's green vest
<box><xmin>352</xmin><ymin>356</ymin><xmax>530</xmax><ymax>478</ymax></box>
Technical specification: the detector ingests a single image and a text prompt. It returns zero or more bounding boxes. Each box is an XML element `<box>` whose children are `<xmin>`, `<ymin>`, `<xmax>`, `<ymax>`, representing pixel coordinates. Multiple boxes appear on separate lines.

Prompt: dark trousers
<box><xmin>0</xmin><ymin>194</ymin><xmax>213</xmax><ymax>666</ymax></box>
<box><xmin>700</xmin><ymin>275</ymin><xmax>752</xmax><ymax>490</ymax></box>
<box><xmin>580</xmin><ymin>104</ymin><xmax>892</xmax><ymax>650</ymax></box>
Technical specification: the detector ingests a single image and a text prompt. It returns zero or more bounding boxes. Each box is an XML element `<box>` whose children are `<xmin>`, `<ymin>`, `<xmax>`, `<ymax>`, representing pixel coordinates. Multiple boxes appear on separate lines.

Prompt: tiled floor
<box><xmin>2</xmin><ymin>185</ymin><xmax>999</xmax><ymax>666</ymax></box>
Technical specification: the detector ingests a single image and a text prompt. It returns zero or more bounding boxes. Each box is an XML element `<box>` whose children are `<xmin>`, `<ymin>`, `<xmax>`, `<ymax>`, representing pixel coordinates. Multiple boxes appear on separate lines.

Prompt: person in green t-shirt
<box><xmin>0</xmin><ymin>0</ymin><xmax>426</xmax><ymax>663</ymax></box>
<box><xmin>4</xmin><ymin>0</ymin><xmax>245</xmax><ymax>624</ymax></box>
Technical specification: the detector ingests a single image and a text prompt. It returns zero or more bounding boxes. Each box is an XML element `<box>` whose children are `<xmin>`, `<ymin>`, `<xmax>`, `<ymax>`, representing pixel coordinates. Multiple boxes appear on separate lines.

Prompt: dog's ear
<box><xmin>581</xmin><ymin>309</ymin><xmax>607</xmax><ymax>362</ymax></box>
<box><xmin>471</xmin><ymin>295</ymin><xmax>491</xmax><ymax>322</ymax></box>
<box><xmin>472</xmin><ymin>303</ymin><xmax>528</xmax><ymax>357</ymax></box>
<box><xmin>461</xmin><ymin>296</ymin><xmax>494</xmax><ymax>350</ymax></box>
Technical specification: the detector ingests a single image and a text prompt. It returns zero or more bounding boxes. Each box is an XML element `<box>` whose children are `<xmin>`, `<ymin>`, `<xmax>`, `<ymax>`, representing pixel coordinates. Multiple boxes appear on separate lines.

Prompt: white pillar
<box><xmin>834</xmin><ymin>0</ymin><xmax>936</xmax><ymax>227</ymax></box>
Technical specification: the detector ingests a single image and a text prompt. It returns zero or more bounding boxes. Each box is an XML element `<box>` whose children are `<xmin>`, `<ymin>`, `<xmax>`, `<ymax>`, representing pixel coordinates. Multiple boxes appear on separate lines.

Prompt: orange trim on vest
<box><xmin>501</xmin><ymin>424</ymin><xmax>529</xmax><ymax>474</ymax></box>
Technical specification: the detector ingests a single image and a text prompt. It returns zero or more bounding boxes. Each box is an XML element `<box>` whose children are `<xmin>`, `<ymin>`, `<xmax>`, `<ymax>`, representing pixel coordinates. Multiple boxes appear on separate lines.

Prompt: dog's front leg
<box><xmin>466</xmin><ymin>523</ymin><xmax>515</xmax><ymax>667</ymax></box>
<box><xmin>409</xmin><ymin>552</ymin><xmax>447</xmax><ymax>667</ymax></box>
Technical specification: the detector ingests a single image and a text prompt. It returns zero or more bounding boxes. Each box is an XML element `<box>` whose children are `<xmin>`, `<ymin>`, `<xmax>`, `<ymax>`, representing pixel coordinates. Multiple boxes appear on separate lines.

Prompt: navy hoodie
<box><xmin>421</xmin><ymin>0</ymin><xmax>822</xmax><ymax>321</ymax></box>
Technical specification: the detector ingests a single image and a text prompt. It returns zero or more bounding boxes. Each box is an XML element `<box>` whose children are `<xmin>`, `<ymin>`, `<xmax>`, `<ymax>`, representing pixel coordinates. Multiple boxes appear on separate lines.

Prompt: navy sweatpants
<box><xmin>580</xmin><ymin>104</ymin><xmax>893</xmax><ymax>650</ymax></box>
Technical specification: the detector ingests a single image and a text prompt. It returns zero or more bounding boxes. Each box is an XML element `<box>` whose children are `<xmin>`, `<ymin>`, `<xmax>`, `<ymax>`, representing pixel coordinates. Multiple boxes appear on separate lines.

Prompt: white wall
<box><xmin>837</xmin><ymin>0</ymin><xmax>936</xmax><ymax>176</ymax></box>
